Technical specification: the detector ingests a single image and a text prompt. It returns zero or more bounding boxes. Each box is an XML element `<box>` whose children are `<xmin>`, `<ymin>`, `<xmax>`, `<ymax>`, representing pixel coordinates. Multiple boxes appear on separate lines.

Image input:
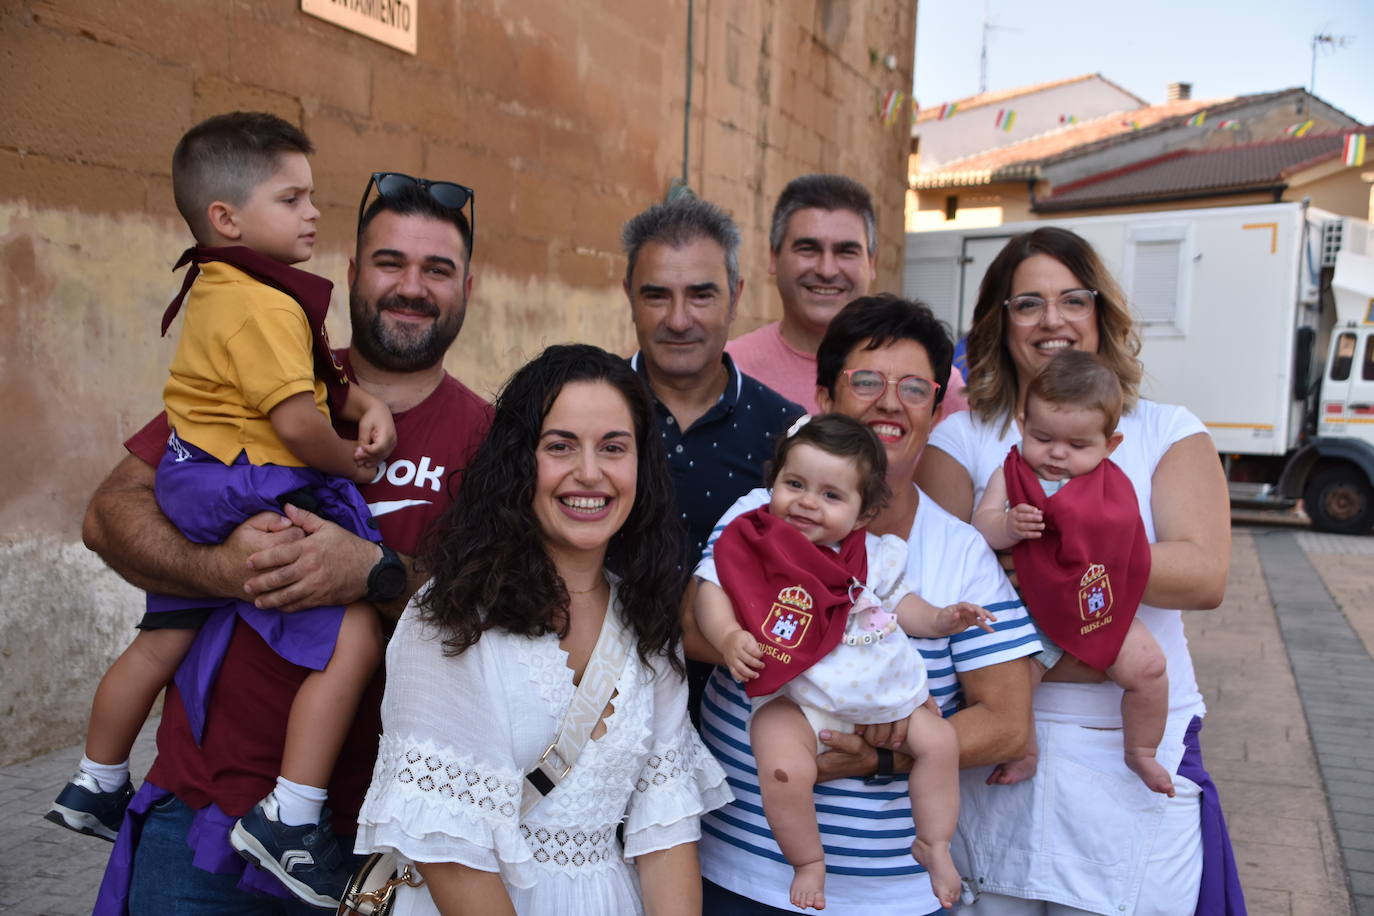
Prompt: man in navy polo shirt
<box><xmin>620</xmin><ymin>196</ymin><xmax>803</xmax><ymax>714</ymax></box>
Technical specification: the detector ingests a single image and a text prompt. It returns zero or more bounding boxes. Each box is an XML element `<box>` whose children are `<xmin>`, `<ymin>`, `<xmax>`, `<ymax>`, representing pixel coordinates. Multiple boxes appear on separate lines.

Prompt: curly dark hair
<box><xmin>418</xmin><ymin>343</ymin><xmax>686</xmax><ymax>674</ymax></box>
<box><xmin>764</xmin><ymin>414</ymin><xmax>892</xmax><ymax>517</ymax></box>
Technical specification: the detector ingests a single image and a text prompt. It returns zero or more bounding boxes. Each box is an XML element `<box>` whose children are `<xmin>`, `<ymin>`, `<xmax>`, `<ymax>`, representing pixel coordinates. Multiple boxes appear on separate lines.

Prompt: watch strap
<box><xmin>365</xmin><ymin>544</ymin><xmax>406</xmax><ymax>604</ymax></box>
<box><xmin>864</xmin><ymin>746</ymin><xmax>896</xmax><ymax>785</ymax></box>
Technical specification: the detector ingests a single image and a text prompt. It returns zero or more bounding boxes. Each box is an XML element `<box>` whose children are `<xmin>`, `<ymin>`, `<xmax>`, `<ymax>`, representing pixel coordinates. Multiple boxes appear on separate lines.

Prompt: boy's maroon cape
<box><xmin>713</xmin><ymin>508</ymin><xmax>867</xmax><ymax>697</ymax></box>
<box><xmin>160</xmin><ymin>245</ymin><xmax>350</xmax><ymax>413</ymax></box>
<box><xmin>1004</xmin><ymin>446</ymin><xmax>1151</xmax><ymax>672</ymax></box>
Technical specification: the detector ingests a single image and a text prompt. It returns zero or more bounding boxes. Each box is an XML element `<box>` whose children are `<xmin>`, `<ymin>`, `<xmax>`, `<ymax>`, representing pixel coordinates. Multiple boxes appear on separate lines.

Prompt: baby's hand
<box><xmin>1006</xmin><ymin>503</ymin><xmax>1044</xmax><ymax>541</ymax></box>
<box><xmin>935</xmin><ymin>601</ymin><xmax>997</xmax><ymax>636</ymax></box>
<box><xmin>722</xmin><ymin>629</ymin><xmax>765</xmax><ymax>682</ymax></box>
<box><xmin>355</xmin><ymin>404</ymin><xmax>398</xmax><ymax>465</ymax></box>
<box><xmin>350</xmin><ymin>457</ymin><xmax>379</xmax><ymax>486</ymax></box>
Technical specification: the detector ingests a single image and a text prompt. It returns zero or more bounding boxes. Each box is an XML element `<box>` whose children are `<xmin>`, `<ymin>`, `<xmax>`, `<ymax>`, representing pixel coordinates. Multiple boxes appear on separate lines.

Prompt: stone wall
<box><xmin>0</xmin><ymin>0</ymin><xmax>916</xmax><ymax>764</ymax></box>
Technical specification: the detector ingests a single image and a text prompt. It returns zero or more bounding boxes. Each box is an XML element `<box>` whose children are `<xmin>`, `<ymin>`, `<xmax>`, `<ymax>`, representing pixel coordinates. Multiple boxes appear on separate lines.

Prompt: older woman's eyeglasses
<box><xmin>1003</xmin><ymin>288</ymin><xmax>1097</xmax><ymax>325</ymax></box>
<box><xmin>841</xmin><ymin>369</ymin><xmax>941</xmax><ymax>407</ymax></box>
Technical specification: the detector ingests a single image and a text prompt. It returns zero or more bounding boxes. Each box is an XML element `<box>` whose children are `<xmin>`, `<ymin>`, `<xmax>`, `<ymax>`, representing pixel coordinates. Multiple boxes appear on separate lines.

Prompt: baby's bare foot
<box><xmin>986</xmin><ymin>749</ymin><xmax>1039</xmax><ymax>786</ymax></box>
<box><xmin>790</xmin><ymin>860</ymin><xmax>827</xmax><ymax>910</ymax></box>
<box><xmin>913</xmin><ymin>838</ymin><xmax>960</xmax><ymax>910</ymax></box>
<box><xmin>1126</xmin><ymin>747</ymin><xmax>1175</xmax><ymax>796</ymax></box>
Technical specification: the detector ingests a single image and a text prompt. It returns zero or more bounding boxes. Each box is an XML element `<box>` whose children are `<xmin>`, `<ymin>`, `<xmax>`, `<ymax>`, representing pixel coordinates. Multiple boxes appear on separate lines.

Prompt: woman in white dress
<box><xmin>917</xmin><ymin>228</ymin><xmax>1240</xmax><ymax>915</ymax></box>
<box><xmin>355</xmin><ymin>344</ymin><xmax>731</xmax><ymax>916</ymax></box>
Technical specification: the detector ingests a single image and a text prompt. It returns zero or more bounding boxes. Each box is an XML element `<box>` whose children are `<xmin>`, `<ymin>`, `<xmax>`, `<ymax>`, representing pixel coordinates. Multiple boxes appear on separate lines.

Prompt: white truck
<box><xmin>904</xmin><ymin>201</ymin><xmax>1374</xmax><ymax>533</ymax></box>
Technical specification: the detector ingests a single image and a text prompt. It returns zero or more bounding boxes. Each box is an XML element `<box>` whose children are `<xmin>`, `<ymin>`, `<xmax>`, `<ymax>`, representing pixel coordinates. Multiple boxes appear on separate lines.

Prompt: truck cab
<box><xmin>1281</xmin><ymin>247</ymin><xmax>1374</xmax><ymax>533</ymax></box>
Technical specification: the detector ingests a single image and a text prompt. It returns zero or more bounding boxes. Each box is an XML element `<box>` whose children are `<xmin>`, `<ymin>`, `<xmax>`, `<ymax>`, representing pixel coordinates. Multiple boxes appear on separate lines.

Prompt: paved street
<box><xmin>1</xmin><ymin>524</ymin><xmax>1370</xmax><ymax>914</ymax></box>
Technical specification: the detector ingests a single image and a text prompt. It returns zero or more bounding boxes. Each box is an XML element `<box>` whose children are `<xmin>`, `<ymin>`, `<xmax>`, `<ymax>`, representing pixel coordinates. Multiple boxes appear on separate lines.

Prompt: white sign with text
<box><xmin>302</xmin><ymin>0</ymin><xmax>416</xmax><ymax>55</ymax></box>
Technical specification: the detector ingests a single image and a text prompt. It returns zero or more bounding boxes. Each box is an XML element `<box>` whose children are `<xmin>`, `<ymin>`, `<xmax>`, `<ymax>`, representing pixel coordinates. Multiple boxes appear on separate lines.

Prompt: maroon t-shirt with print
<box><xmin>128</xmin><ymin>357</ymin><xmax>490</xmax><ymax>831</ymax></box>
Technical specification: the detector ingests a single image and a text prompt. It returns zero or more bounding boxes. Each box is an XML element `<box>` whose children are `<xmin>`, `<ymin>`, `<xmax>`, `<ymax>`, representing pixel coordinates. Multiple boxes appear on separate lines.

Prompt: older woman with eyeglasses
<box><xmin>918</xmin><ymin>227</ymin><xmax>1239</xmax><ymax>916</ymax></box>
<box><xmin>688</xmin><ymin>294</ymin><xmax>1041</xmax><ymax>916</ymax></box>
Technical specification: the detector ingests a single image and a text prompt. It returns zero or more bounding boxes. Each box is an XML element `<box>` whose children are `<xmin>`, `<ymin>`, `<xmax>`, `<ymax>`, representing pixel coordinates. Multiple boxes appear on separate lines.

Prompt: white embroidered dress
<box><xmin>355</xmin><ymin>587</ymin><xmax>732</xmax><ymax>916</ymax></box>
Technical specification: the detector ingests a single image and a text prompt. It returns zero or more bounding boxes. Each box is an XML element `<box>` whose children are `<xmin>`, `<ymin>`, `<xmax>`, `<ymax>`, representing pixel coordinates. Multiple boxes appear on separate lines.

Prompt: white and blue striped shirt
<box><xmin>696</xmin><ymin>486</ymin><xmax>1040</xmax><ymax>914</ymax></box>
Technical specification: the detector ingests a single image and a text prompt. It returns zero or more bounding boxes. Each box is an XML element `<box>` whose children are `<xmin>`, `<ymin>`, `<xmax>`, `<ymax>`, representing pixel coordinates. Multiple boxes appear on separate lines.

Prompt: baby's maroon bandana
<box><xmin>714</xmin><ymin>507</ymin><xmax>868</xmax><ymax>697</ymax></box>
<box><xmin>162</xmin><ymin>246</ymin><xmax>349</xmax><ymax>414</ymax></box>
<box><xmin>1004</xmin><ymin>446</ymin><xmax>1151</xmax><ymax>672</ymax></box>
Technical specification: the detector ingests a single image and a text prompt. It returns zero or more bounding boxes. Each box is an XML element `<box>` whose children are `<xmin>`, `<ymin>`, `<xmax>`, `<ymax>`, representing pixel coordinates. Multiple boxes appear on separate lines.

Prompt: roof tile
<box><xmin>1034</xmin><ymin>129</ymin><xmax>1374</xmax><ymax>210</ymax></box>
<box><xmin>911</xmin><ymin>88</ymin><xmax>1314</xmax><ymax>188</ymax></box>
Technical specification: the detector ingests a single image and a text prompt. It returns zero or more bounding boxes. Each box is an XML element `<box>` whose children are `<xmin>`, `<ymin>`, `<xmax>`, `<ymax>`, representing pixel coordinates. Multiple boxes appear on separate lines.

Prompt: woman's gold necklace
<box><xmin>565</xmin><ymin>575</ymin><xmax>606</xmax><ymax>595</ymax></box>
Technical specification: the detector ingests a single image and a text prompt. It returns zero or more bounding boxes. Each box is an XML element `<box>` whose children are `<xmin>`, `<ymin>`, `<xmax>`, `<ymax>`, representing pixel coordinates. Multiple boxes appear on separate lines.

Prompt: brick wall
<box><xmin>0</xmin><ymin>0</ymin><xmax>916</xmax><ymax>763</ymax></box>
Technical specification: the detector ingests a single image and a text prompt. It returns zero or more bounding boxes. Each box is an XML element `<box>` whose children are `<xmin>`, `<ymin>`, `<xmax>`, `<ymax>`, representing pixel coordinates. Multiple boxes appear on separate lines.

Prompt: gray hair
<box><xmin>768</xmin><ymin>174</ymin><xmax>876</xmax><ymax>256</ymax></box>
<box><xmin>621</xmin><ymin>197</ymin><xmax>741</xmax><ymax>293</ymax></box>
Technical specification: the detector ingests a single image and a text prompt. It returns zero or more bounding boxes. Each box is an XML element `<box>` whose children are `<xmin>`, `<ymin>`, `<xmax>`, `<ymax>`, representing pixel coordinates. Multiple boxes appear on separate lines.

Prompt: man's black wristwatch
<box><xmin>365</xmin><ymin>544</ymin><xmax>407</xmax><ymax>604</ymax></box>
<box><xmin>864</xmin><ymin>747</ymin><xmax>896</xmax><ymax>786</ymax></box>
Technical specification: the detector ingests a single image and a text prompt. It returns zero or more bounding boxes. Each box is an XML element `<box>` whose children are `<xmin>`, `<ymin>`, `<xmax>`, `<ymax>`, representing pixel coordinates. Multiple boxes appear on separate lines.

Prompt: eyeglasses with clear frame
<box><xmin>1003</xmin><ymin>288</ymin><xmax>1097</xmax><ymax>325</ymax></box>
<box><xmin>840</xmin><ymin>369</ymin><xmax>942</xmax><ymax>407</ymax></box>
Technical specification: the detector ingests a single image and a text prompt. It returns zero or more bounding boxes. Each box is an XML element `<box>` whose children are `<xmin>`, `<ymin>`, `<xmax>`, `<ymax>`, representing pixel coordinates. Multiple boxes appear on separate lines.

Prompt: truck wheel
<box><xmin>1303</xmin><ymin>465</ymin><xmax>1374</xmax><ymax>534</ymax></box>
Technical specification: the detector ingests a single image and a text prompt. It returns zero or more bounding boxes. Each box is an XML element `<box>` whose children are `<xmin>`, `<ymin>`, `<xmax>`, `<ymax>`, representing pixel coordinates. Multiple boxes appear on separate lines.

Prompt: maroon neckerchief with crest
<box><xmin>1003</xmin><ymin>445</ymin><xmax>1151</xmax><ymax>672</ymax></box>
<box><xmin>161</xmin><ymin>245</ymin><xmax>350</xmax><ymax>414</ymax></box>
<box><xmin>713</xmin><ymin>507</ymin><xmax>868</xmax><ymax>697</ymax></box>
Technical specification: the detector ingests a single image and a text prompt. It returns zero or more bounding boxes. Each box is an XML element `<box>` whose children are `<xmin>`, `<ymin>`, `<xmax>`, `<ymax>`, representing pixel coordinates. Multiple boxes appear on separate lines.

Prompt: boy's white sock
<box><xmin>271</xmin><ymin>776</ymin><xmax>327</xmax><ymax>827</ymax></box>
<box><xmin>79</xmin><ymin>756</ymin><xmax>130</xmax><ymax>793</ymax></box>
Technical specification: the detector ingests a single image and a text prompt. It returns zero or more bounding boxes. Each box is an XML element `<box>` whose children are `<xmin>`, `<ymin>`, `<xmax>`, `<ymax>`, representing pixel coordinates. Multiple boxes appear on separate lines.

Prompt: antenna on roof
<box><xmin>979</xmin><ymin>3</ymin><xmax>1019</xmax><ymax>94</ymax></box>
<box><xmin>1310</xmin><ymin>32</ymin><xmax>1353</xmax><ymax>97</ymax></box>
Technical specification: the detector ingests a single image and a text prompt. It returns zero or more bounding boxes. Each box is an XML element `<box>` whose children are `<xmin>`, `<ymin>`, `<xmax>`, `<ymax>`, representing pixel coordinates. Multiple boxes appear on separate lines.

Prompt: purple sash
<box><xmin>1180</xmin><ymin>716</ymin><xmax>1247</xmax><ymax>915</ymax></box>
<box><xmin>148</xmin><ymin>437</ymin><xmax>380</xmax><ymax>742</ymax></box>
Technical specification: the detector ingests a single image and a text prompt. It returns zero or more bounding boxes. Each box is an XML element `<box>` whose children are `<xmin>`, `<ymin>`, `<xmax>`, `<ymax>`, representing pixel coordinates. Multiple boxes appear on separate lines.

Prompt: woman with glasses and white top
<box><xmin>918</xmin><ymin>227</ymin><xmax>1240</xmax><ymax>916</ymax></box>
<box><xmin>688</xmin><ymin>294</ymin><xmax>1041</xmax><ymax>916</ymax></box>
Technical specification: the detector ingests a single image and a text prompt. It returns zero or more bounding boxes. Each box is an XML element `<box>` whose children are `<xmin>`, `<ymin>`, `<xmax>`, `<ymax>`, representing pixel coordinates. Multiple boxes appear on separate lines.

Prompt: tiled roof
<box><xmin>914</xmin><ymin>73</ymin><xmax>1146</xmax><ymax>124</ymax></box>
<box><xmin>911</xmin><ymin>88</ymin><xmax>1312</xmax><ymax>188</ymax></box>
<box><xmin>1033</xmin><ymin>130</ymin><xmax>1374</xmax><ymax>211</ymax></box>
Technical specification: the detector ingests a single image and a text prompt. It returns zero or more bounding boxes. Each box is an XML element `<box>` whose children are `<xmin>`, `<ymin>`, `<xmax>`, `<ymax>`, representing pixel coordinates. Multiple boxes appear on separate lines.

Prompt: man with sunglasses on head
<box><xmin>86</xmin><ymin>171</ymin><xmax>490</xmax><ymax>915</ymax></box>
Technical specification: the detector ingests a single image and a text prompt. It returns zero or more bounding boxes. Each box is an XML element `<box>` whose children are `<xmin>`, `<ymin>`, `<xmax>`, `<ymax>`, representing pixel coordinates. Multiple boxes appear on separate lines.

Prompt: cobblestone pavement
<box><xmin>2</xmin><ymin>524</ymin><xmax>1370</xmax><ymax>914</ymax></box>
<box><xmin>0</xmin><ymin>721</ymin><xmax>157</xmax><ymax>915</ymax></box>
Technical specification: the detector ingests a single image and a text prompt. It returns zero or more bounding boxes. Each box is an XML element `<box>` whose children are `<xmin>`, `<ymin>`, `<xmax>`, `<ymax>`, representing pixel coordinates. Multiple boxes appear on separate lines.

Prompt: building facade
<box><xmin>0</xmin><ymin>0</ymin><xmax>917</xmax><ymax>764</ymax></box>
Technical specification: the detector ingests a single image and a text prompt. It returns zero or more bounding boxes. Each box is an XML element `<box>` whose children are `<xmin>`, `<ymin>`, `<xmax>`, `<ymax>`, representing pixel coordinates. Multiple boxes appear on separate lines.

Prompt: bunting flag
<box><xmin>1345</xmin><ymin>133</ymin><xmax>1368</xmax><ymax>167</ymax></box>
<box><xmin>994</xmin><ymin>108</ymin><xmax>1016</xmax><ymax>132</ymax></box>
<box><xmin>1284</xmin><ymin>120</ymin><xmax>1315</xmax><ymax>137</ymax></box>
<box><xmin>1120</xmin><ymin>119</ymin><xmax>1141</xmax><ymax>130</ymax></box>
<box><xmin>1215</xmin><ymin>119</ymin><xmax>1240</xmax><ymax>130</ymax></box>
<box><xmin>939</xmin><ymin>101</ymin><xmax>960</xmax><ymax>120</ymax></box>
<box><xmin>1058</xmin><ymin>113</ymin><xmax>1078</xmax><ymax>125</ymax></box>
<box><xmin>1186</xmin><ymin>111</ymin><xmax>1207</xmax><ymax>127</ymax></box>
<box><xmin>879</xmin><ymin>89</ymin><xmax>902</xmax><ymax>125</ymax></box>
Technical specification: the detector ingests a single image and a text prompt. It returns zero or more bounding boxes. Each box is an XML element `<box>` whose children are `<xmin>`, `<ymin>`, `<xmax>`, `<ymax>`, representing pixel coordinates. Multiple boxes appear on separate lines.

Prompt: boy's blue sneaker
<box><xmin>45</xmin><ymin>772</ymin><xmax>134</xmax><ymax>842</ymax></box>
<box><xmin>229</xmin><ymin>795</ymin><xmax>350</xmax><ymax>910</ymax></box>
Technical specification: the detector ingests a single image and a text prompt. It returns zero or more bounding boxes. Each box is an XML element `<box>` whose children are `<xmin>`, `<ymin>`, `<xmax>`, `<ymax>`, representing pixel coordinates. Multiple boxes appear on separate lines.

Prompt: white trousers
<box><xmin>955</xmin><ymin>771</ymin><xmax>1201</xmax><ymax>915</ymax></box>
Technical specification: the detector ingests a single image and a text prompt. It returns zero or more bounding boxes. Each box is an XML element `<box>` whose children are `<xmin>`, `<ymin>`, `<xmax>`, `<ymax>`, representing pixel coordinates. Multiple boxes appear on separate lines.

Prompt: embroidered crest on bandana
<box><xmin>763</xmin><ymin>586</ymin><xmax>814</xmax><ymax>650</ymax></box>
<box><xmin>1077</xmin><ymin>563</ymin><xmax>1114</xmax><ymax>633</ymax></box>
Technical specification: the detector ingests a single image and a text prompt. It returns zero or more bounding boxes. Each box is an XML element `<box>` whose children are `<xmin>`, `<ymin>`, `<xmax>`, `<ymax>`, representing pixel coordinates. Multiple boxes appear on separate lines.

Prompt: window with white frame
<box><xmin>1124</xmin><ymin>224</ymin><xmax>1190</xmax><ymax>334</ymax></box>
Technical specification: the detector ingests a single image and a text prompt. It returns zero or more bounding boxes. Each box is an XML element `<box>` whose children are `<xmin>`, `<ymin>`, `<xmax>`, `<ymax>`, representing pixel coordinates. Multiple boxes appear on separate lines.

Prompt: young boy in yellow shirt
<box><xmin>48</xmin><ymin>111</ymin><xmax>394</xmax><ymax>909</ymax></box>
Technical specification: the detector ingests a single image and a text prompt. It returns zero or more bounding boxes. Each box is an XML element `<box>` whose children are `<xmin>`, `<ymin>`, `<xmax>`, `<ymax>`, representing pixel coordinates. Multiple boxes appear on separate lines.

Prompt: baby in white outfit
<box><xmin>694</xmin><ymin>414</ymin><xmax>995</xmax><ymax>912</ymax></box>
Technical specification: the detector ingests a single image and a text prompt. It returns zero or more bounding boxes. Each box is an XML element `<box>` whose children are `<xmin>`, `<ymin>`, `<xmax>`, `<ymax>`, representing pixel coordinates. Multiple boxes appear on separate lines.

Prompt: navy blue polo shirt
<box><xmin>630</xmin><ymin>352</ymin><xmax>805</xmax><ymax>567</ymax></box>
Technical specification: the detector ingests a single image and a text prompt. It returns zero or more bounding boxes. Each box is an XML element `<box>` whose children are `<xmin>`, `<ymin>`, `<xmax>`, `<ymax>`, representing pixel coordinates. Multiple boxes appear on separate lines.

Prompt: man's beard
<box><xmin>350</xmin><ymin>291</ymin><xmax>464</xmax><ymax>372</ymax></box>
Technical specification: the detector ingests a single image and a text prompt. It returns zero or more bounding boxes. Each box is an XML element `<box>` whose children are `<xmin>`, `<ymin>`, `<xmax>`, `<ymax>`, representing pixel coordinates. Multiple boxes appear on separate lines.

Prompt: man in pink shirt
<box><xmin>727</xmin><ymin>174</ymin><xmax>968</xmax><ymax>420</ymax></box>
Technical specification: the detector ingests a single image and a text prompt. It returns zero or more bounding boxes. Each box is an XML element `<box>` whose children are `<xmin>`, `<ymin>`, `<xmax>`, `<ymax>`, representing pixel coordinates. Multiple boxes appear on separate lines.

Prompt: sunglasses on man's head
<box><xmin>357</xmin><ymin>171</ymin><xmax>476</xmax><ymax>253</ymax></box>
